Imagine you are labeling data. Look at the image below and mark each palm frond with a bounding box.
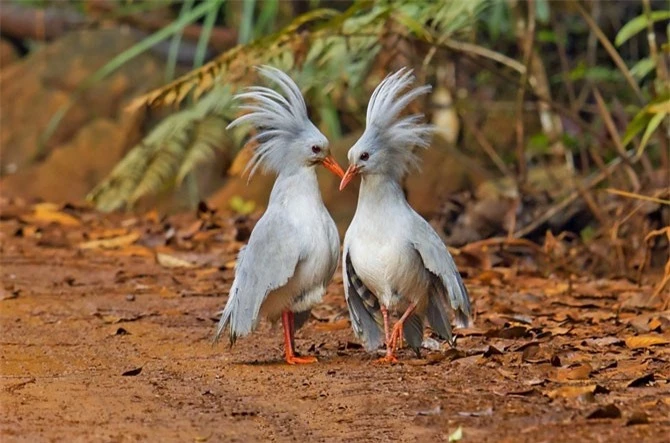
[91,0,490,211]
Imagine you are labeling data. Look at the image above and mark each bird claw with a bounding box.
[285,355,318,365]
[374,355,398,364]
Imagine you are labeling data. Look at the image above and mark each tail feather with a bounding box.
[402,313,424,357]
[426,279,454,346]
[444,272,472,329]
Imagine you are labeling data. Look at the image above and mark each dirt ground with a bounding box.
[1,200,669,442]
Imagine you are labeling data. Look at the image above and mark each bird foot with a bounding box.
[374,354,398,364]
[387,323,404,354]
[285,355,318,365]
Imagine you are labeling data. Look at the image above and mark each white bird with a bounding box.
[215,66,344,365]
[339,68,472,362]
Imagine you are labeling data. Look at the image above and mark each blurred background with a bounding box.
[0,0,668,294]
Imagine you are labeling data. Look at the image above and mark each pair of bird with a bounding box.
[215,66,471,364]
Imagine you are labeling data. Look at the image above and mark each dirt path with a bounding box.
[1,201,669,442]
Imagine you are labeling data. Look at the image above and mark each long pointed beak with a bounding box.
[339,164,360,191]
[321,155,345,179]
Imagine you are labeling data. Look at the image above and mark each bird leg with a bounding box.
[374,305,400,363]
[388,302,417,355]
[282,310,317,365]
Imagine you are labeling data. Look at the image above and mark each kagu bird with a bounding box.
[215,66,344,364]
[339,68,472,362]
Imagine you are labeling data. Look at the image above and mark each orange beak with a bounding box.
[339,164,360,191]
[321,155,345,179]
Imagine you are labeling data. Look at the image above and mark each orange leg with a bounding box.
[282,311,317,365]
[388,302,417,355]
[375,306,398,363]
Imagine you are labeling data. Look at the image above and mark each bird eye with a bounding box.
[311,146,321,154]
[360,152,370,161]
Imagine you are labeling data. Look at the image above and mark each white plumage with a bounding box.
[340,68,472,361]
[215,66,343,364]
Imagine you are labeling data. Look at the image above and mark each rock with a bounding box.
[0,28,166,202]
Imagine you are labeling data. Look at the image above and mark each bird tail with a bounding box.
[345,254,385,351]
[402,313,424,357]
[213,293,237,346]
[426,277,454,346]
[445,272,472,329]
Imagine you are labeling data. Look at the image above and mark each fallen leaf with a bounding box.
[545,384,609,399]
[448,426,463,442]
[625,334,669,349]
[313,318,350,331]
[22,204,81,227]
[626,373,655,388]
[556,363,592,381]
[458,407,493,417]
[121,367,142,376]
[625,411,649,426]
[586,404,621,419]
[78,232,141,250]
[416,405,441,416]
[493,325,528,339]
[156,253,196,268]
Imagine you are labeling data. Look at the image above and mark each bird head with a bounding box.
[339,68,433,190]
[228,66,344,179]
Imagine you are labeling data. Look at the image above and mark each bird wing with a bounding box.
[410,215,472,328]
[215,210,302,344]
[342,247,384,351]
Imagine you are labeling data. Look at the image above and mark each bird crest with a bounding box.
[227,66,314,179]
[363,68,434,176]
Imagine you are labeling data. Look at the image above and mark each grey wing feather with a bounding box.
[343,250,384,351]
[214,211,301,344]
[402,313,424,357]
[411,216,472,328]
[425,275,454,345]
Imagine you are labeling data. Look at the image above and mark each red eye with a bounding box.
[312,146,321,154]
[360,152,369,161]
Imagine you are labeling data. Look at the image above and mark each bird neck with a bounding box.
[357,174,407,210]
[269,165,320,203]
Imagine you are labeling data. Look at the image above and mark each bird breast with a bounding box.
[348,222,431,308]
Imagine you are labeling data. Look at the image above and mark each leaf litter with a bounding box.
[0,198,668,441]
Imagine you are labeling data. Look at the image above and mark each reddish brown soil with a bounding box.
[1,201,669,442]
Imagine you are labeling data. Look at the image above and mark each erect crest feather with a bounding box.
[227,66,312,178]
[363,68,434,176]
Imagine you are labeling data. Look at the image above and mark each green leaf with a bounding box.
[615,11,670,47]
[636,111,667,158]
[239,0,257,44]
[194,0,223,68]
[630,57,656,81]
[39,0,221,157]
[621,109,651,147]
[448,426,463,442]
[166,0,196,82]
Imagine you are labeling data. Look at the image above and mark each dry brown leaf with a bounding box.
[544,384,608,399]
[22,204,81,227]
[156,253,196,268]
[87,228,129,240]
[624,334,669,349]
[78,232,141,250]
[102,245,154,258]
[556,363,593,381]
[313,318,350,331]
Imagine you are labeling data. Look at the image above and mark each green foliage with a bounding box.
[87,86,238,212]
[614,10,670,47]
[91,0,490,211]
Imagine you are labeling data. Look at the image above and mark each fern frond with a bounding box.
[91,0,490,211]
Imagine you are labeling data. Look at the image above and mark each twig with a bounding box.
[461,115,514,178]
[513,150,635,238]
[513,0,536,187]
[574,1,644,103]
[606,188,670,205]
